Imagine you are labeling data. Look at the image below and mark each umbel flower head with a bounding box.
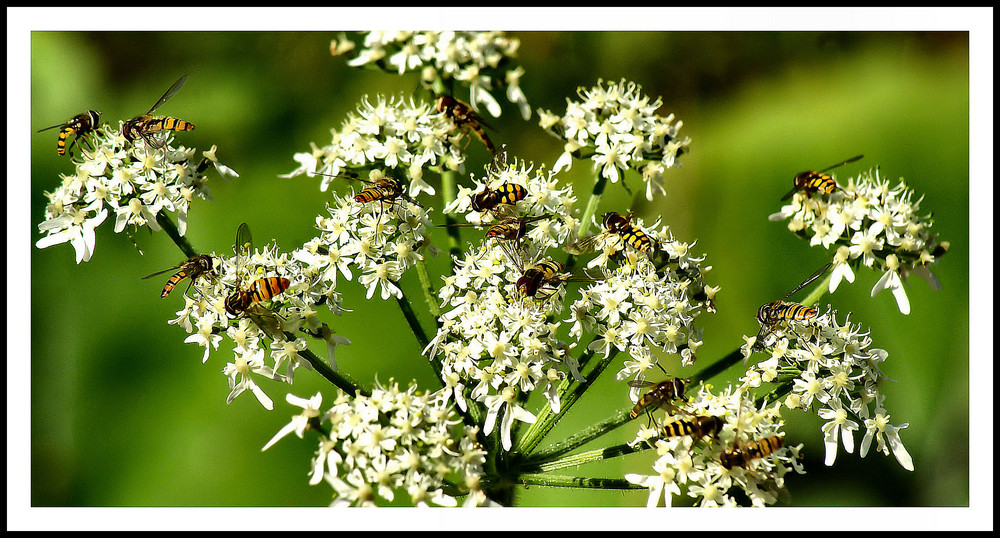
[425,152,716,450]
[626,383,804,507]
[263,380,489,507]
[169,227,347,410]
[769,167,949,314]
[537,78,690,200]
[338,30,530,121]
[283,93,467,198]
[741,305,913,472]
[36,123,237,263]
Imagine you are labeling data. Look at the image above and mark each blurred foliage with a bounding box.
[29,31,969,509]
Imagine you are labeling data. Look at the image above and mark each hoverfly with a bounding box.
[122,75,195,149]
[627,377,688,423]
[514,258,604,304]
[436,94,496,153]
[659,414,724,440]
[37,110,102,157]
[142,254,215,298]
[720,435,785,470]
[438,214,551,267]
[470,182,529,221]
[310,170,420,233]
[573,211,658,255]
[781,154,863,201]
[753,261,833,351]
[224,222,290,317]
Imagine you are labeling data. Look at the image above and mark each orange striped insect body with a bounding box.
[720,435,785,470]
[122,75,195,149]
[627,377,688,422]
[142,254,215,298]
[224,222,290,317]
[514,258,604,304]
[37,110,102,157]
[437,94,496,153]
[753,262,833,350]
[781,155,863,201]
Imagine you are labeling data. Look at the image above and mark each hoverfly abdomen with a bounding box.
[660,415,724,439]
[516,260,565,299]
[37,110,102,157]
[756,300,818,327]
[225,277,290,317]
[470,183,528,216]
[720,435,784,470]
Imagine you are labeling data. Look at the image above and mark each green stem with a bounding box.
[518,474,645,490]
[514,347,617,455]
[578,174,609,240]
[155,210,197,258]
[395,289,430,351]
[520,442,645,473]
[282,329,366,397]
[526,409,634,465]
[415,257,441,320]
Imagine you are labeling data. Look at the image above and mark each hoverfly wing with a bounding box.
[235,222,253,260]
[141,263,184,280]
[36,122,66,133]
[780,185,800,202]
[780,261,833,301]
[626,379,655,390]
[819,154,863,173]
[146,75,189,115]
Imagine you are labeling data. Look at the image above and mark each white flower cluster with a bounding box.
[425,154,716,450]
[769,167,949,314]
[283,94,466,199]
[740,306,913,472]
[537,78,690,200]
[294,181,434,302]
[340,31,530,120]
[36,124,237,263]
[626,384,803,507]
[169,232,348,410]
[263,381,489,507]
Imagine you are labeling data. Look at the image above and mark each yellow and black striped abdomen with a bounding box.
[757,300,816,326]
[661,415,723,439]
[720,435,784,470]
[145,116,196,134]
[620,227,655,252]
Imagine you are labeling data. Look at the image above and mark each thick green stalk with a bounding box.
[519,442,645,473]
[395,289,430,351]
[155,210,197,258]
[518,474,645,490]
[525,409,634,466]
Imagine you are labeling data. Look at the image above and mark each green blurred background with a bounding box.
[28,30,970,509]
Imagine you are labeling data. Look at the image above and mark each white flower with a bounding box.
[36,207,108,263]
[262,392,324,451]
[818,396,859,466]
[483,387,536,451]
